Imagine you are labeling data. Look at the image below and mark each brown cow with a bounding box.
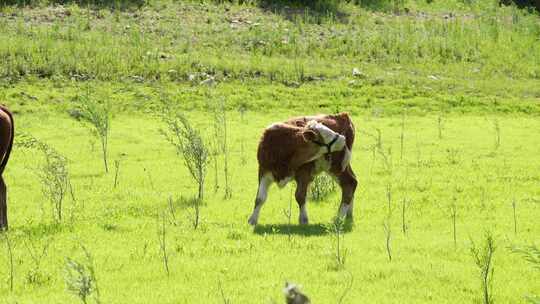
[0,105,14,230]
[248,113,357,225]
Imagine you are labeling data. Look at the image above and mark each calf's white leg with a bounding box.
[248,174,273,226]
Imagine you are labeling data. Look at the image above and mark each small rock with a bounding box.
[284,282,310,304]
[352,68,366,78]
[200,77,216,86]
[68,109,83,120]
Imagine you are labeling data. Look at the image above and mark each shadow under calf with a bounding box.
[253,221,352,237]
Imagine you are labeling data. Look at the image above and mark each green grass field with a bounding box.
[0,0,539,303]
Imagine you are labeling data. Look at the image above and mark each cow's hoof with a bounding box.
[248,216,258,226]
[299,216,309,225]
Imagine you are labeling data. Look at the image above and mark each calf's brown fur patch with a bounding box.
[0,105,14,230]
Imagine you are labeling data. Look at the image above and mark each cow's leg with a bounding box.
[295,164,314,225]
[335,165,358,220]
[0,177,7,230]
[248,173,273,226]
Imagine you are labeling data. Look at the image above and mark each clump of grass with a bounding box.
[362,128,392,174]
[24,236,52,286]
[470,232,496,304]
[40,147,70,223]
[328,217,348,269]
[17,133,72,223]
[160,98,210,229]
[511,244,540,269]
[309,173,336,201]
[76,88,111,173]
[511,244,540,302]
[161,109,209,201]
[64,245,100,304]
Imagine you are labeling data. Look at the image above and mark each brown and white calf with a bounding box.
[0,105,14,230]
[248,113,357,225]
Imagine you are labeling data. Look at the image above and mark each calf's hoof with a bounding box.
[299,216,309,225]
[248,216,258,226]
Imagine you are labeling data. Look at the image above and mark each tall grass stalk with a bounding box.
[493,118,501,150]
[158,213,170,276]
[24,236,52,286]
[400,111,406,161]
[238,105,247,165]
[512,198,517,235]
[471,233,496,304]
[451,203,457,248]
[510,245,540,303]
[167,196,178,226]
[401,198,407,236]
[160,102,210,203]
[77,88,111,173]
[2,231,14,292]
[64,244,100,304]
[17,134,71,223]
[283,186,293,242]
[329,218,347,269]
[113,160,120,189]
[213,97,231,199]
[438,114,444,140]
[160,97,209,229]
[386,183,392,215]
[384,218,392,262]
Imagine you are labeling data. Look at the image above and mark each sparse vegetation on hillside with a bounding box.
[0,0,539,303]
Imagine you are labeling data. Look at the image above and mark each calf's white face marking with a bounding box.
[306,120,346,153]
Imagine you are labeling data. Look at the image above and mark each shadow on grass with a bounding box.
[17,222,64,238]
[258,0,350,24]
[0,0,145,10]
[253,220,353,236]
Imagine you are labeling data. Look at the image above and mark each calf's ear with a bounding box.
[302,129,318,142]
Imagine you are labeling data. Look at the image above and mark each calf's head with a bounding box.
[302,120,346,154]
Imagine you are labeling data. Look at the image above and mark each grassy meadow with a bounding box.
[1,0,540,303]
